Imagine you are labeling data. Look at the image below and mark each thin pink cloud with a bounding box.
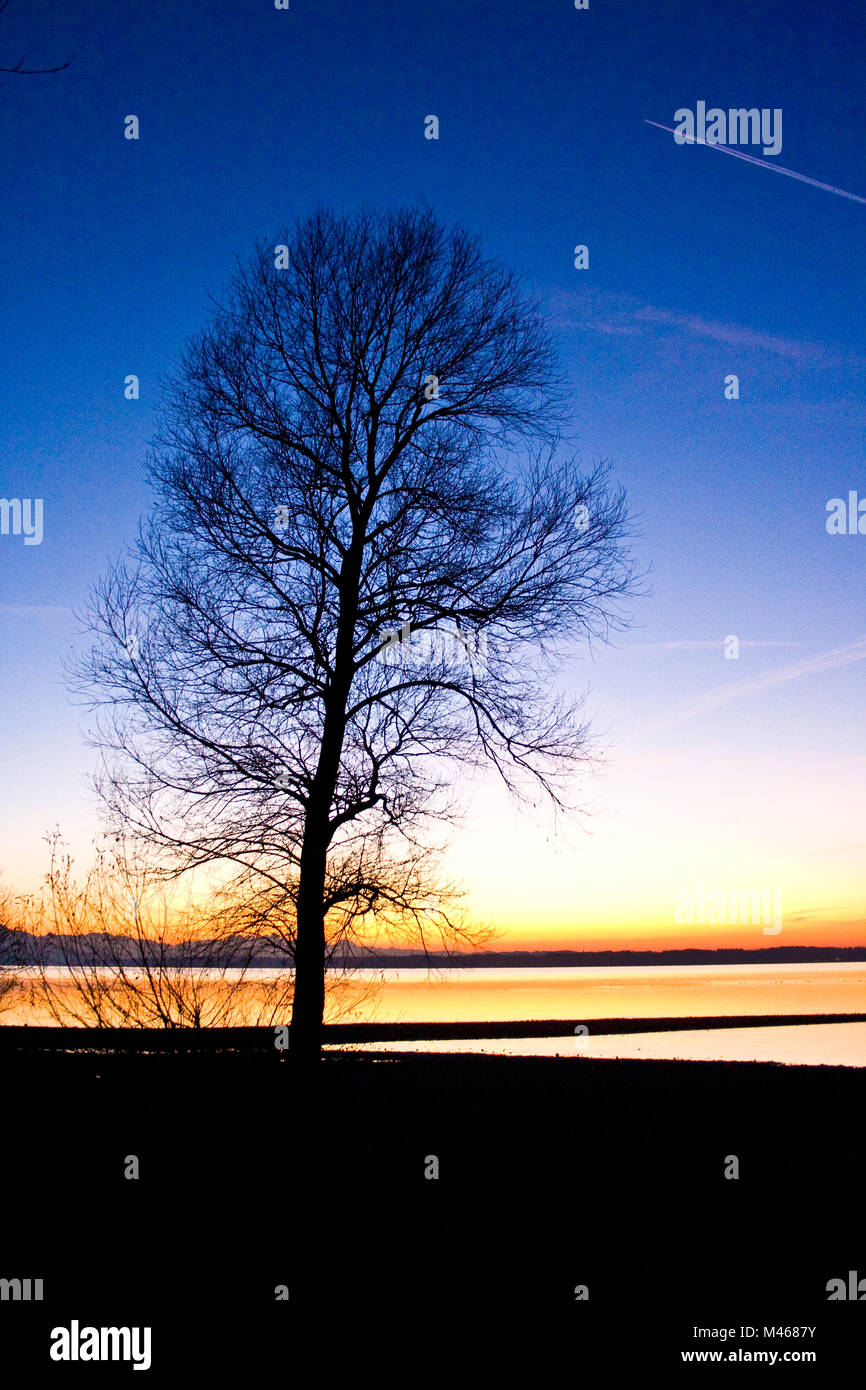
[547,286,864,368]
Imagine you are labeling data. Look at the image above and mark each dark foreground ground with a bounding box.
[2,1046,863,1377]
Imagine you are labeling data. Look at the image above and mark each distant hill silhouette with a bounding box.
[336,945,866,968]
[2,928,865,969]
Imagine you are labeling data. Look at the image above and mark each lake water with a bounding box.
[346,962,866,1024]
[333,1022,866,1066]
[5,962,865,1065]
[327,962,866,1065]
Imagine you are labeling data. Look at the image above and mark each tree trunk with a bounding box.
[289,714,348,1061]
[290,533,366,1062]
[291,842,328,1061]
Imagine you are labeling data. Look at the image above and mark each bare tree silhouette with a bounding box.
[0,880,26,1015]
[0,0,74,76]
[76,205,636,1059]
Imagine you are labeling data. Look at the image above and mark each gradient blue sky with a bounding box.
[1,0,864,944]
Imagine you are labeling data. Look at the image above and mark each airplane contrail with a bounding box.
[644,119,866,205]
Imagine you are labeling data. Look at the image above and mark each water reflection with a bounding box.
[328,1021,866,1066]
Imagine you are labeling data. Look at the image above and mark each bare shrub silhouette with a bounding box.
[25,835,295,1029]
[0,879,27,1015]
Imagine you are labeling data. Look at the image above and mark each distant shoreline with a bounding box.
[331,946,866,969]
[5,934,866,969]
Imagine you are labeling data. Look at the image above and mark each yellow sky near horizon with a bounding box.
[443,740,866,952]
[5,650,866,954]
[6,736,866,953]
